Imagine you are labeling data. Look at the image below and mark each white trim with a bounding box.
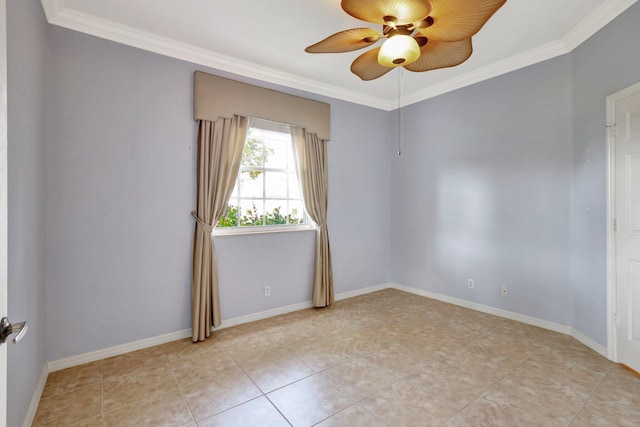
[214,301,313,331]
[400,40,570,107]
[209,283,390,330]
[606,92,618,362]
[389,283,572,334]
[605,80,640,363]
[335,283,390,301]
[39,0,638,111]
[562,0,639,52]
[388,283,610,357]
[39,2,389,110]
[212,224,316,237]
[21,365,48,427]
[571,328,609,359]
[46,281,613,376]
[47,283,390,372]
[47,329,192,372]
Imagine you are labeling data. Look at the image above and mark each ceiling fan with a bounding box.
[305,0,507,81]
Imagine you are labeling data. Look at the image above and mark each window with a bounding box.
[216,118,310,233]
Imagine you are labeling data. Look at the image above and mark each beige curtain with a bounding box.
[191,116,248,342]
[291,127,334,307]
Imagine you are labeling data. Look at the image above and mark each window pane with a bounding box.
[264,138,288,169]
[240,199,264,226]
[242,136,265,168]
[239,171,263,198]
[220,120,307,230]
[265,200,288,225]
[288,173,300,199]
[288,201,305,225]
[265,172,287,198]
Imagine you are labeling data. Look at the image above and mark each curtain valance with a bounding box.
[194,71,331,141]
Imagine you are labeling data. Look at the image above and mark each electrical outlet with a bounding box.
[264,286,271,297]
[501,285,509,297]
[468,279,474,289]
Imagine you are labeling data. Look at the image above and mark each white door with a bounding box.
[0,0,8,423]
[613,82,640,373]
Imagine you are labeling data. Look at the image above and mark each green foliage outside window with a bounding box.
[217,204,304,227]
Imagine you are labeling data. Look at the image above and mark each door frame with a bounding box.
[0,0,8,423]
[606,80,640,363]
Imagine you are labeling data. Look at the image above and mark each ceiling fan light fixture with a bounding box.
[378,34,420,67]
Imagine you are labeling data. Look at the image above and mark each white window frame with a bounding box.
[212,118,315,236]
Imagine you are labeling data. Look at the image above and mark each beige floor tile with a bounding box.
[103,365,181,413]
[103,350,168,378]
[197,396,289,427]
[182,370,262,421]
[315,404,386,427]
[322,357,399,400]
[462,369,589,427]
[442,412,480,427]
[33,383,102,426]
[361,341,429,377]
[396,326,477,360]
[592,368,640,409]
[67,415,104,427]
[171,349,245,388]
[570,395,640,426]
[360,380,456,427]
[291,340,349,371]
[446,334,534,383]
[152,337,223,363]
[513,352,607,395]
[406,360,495,410]
[34,289,636,427]
[43,360,103,397]
[239,352,315,393]
[268,374,356,427]
[104,391,193,426]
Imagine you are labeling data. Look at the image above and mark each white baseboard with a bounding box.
[335,283,390,301]
[47,329,192,372]
[22,364,48,427]
[389,283,609,358]
[215,283,389,330]
[214,301,314,331]
[47,282,611,374]
[47,283,391,372]
[571,328,609,358]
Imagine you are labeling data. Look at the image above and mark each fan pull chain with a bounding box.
[397,67,404,156]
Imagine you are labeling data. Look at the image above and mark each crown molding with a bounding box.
[40,0,638,111]
[400,39,570,107]
[40,0,390,110]
[562,0,638,51]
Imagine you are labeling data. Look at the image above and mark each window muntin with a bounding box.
[217,118,308,229]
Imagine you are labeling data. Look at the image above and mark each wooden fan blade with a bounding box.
[417,0,506,42]
[351,48,394,81]
[305,28,382,53]
[404,38,473,72]
[342,0,431,25]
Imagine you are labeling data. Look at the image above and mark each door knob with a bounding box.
[0,317,28,344]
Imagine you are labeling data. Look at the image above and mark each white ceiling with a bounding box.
[41,0,638,110]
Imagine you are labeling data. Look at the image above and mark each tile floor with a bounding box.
[33,289,640,426]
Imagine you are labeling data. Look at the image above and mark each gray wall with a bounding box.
[45,26,391,361]
[7,0,48,426]
[390,55,574,326]
[389,1,640,347]
[570,1,640,344]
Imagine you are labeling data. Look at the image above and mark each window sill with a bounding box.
[212,224,316,237]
